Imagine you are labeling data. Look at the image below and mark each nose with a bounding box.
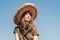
[28,15,29,18]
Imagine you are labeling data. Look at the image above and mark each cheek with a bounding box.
[25,15,28,19]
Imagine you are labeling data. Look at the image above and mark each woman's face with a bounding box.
[21,12,32,28]
[24,12,32,22]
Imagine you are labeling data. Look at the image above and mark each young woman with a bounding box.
[13,3,39,40]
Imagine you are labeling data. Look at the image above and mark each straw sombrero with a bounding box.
[14,3,37,25]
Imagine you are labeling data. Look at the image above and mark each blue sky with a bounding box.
[0,0,60,40]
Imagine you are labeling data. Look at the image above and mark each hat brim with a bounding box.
[14,3,37,25]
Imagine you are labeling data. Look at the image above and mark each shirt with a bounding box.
[14,25,39,40]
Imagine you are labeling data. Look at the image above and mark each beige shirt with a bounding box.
[14,25,39,40]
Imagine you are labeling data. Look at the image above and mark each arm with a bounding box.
[33,26,39,40]
[14,33,19,40]
[33,36,38,40]
[14,26,20,40]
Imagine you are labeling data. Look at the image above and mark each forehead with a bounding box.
[21,11,32,18]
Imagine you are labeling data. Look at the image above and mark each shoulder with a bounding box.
[13,25,20,33]
[14,26,20,30]
[32,26,39,36]
[33,25,37,30]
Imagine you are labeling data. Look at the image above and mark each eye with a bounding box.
[25,15,28,18]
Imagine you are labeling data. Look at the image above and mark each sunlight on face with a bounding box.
[24,13,31,22]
